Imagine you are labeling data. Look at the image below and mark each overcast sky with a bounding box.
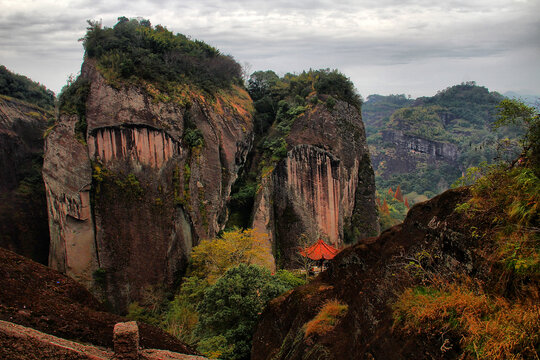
[1,0,539,98]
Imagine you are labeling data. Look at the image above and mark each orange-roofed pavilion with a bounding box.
[300,239,340,261]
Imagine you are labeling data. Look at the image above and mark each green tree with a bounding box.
[495,98,540,172]
[196,264,298,360]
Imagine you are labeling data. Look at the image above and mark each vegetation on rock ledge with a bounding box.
[0,65,55,110]
[82,17,242,93]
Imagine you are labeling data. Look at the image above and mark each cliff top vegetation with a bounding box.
[0,65,55,110]
[81,17,242,93]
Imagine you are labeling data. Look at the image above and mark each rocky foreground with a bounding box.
[252,187,496,359]
[0,247,200,357]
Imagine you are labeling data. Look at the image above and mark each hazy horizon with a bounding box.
[1,0,539,98]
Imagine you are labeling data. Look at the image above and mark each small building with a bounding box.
[300,239,340,273]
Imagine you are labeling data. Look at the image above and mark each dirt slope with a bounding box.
[0,247,198,355]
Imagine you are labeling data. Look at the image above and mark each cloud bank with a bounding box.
[0,0,538,97]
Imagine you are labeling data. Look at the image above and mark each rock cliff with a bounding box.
[43,60,253,311]
[371,129,459,177]
[0,95,51,264]
[252,99,379,266]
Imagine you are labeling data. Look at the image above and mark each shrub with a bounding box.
[196,264,297,360]
[304,299,348,338]
[81,17,241,93]
[164,296,199,344]
[393,281,540,359]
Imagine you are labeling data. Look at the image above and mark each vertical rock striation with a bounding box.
[43,60,253,311]
[253,99,379,266]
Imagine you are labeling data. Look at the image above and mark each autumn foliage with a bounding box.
[304,299,349,339]
[394,280,539,359]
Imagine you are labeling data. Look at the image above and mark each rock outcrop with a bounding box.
[371,129,459,179]
[0,95,50,264]
[252,99,379,266]
[43,60,254,311]
[252,188,479,359]
[0,320,208,360]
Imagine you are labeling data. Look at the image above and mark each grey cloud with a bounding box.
[0,0,538,96]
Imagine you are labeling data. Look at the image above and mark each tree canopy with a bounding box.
[196,264,299,360]
[81,17,242,92]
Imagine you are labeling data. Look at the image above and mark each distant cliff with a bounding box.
[364,83,509,198]
[371,129,458,182]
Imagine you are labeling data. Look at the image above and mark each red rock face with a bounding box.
[88,127,181,168]
[284,145,342,244]
[253,100,379,266]
[44,61,253,311]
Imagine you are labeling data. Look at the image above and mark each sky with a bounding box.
[1,0,539,98]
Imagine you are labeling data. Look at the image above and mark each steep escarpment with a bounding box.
[235,70,379,267]
[0,92,52,264]
[265,100,379,264]
[44,18,254,311]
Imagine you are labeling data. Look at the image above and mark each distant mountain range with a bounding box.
[503,91,539,107]
[363,82,525,228]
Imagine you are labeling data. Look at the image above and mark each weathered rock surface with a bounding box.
[0,95,50,264]
[371,129,459,178]
[253,100,379,266]
[251,188,491,359]
[44,60,254,311]
[0,319,114,360]
[0,246,198,355]
[0,319,209,360]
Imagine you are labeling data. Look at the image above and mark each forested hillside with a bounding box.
[363,82,526,228]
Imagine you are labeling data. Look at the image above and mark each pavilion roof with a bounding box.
[300,239,340,260]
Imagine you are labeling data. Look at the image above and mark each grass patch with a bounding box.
[304,299,348,339]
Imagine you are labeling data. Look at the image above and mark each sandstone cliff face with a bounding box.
[43,60,253,311]
[252,100,379,266]
[0,96,50,264]
[371,129,459,178]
